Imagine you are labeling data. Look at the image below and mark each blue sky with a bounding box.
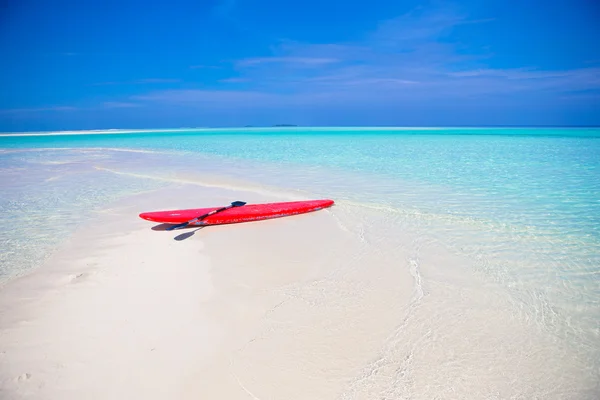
[1,0,599,131]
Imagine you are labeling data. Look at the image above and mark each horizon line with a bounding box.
[1,125,600,137]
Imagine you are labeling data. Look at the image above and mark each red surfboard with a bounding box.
[139,199,334,226]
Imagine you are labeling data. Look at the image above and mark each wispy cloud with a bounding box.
[132,89,336,109]
[371,8,466,45]
[336,78,420,86]
[134,89,277,104]
[444,67,600,93]
[189,65,222,69]
[1,102,144,116]
[237,57,340,67]
[0,106,77,115]
[92,78,180,86]
[103,101,141,108]
[219,77,249,83]
[136,78,180,84]
[447,68,571,79]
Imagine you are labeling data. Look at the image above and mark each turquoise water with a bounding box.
[4,128,599,239]
[1,127,600,390]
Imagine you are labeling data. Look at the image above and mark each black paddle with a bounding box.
[165,201,247,231]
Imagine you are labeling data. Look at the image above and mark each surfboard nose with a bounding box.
[139,212,157,222]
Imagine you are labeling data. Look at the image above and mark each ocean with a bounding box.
[1,127,599,395]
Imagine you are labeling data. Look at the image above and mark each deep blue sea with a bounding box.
[1,127,599,393]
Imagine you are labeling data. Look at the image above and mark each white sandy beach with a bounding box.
[0,183,596,399]
[2,0,600,396]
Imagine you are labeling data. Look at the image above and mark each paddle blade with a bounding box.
[232,201,246,207]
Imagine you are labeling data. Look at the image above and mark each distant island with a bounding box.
[273,124,298,127]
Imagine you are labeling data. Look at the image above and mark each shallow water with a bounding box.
[1,127,599,396]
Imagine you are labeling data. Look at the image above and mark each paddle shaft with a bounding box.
[165,201,246,230]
